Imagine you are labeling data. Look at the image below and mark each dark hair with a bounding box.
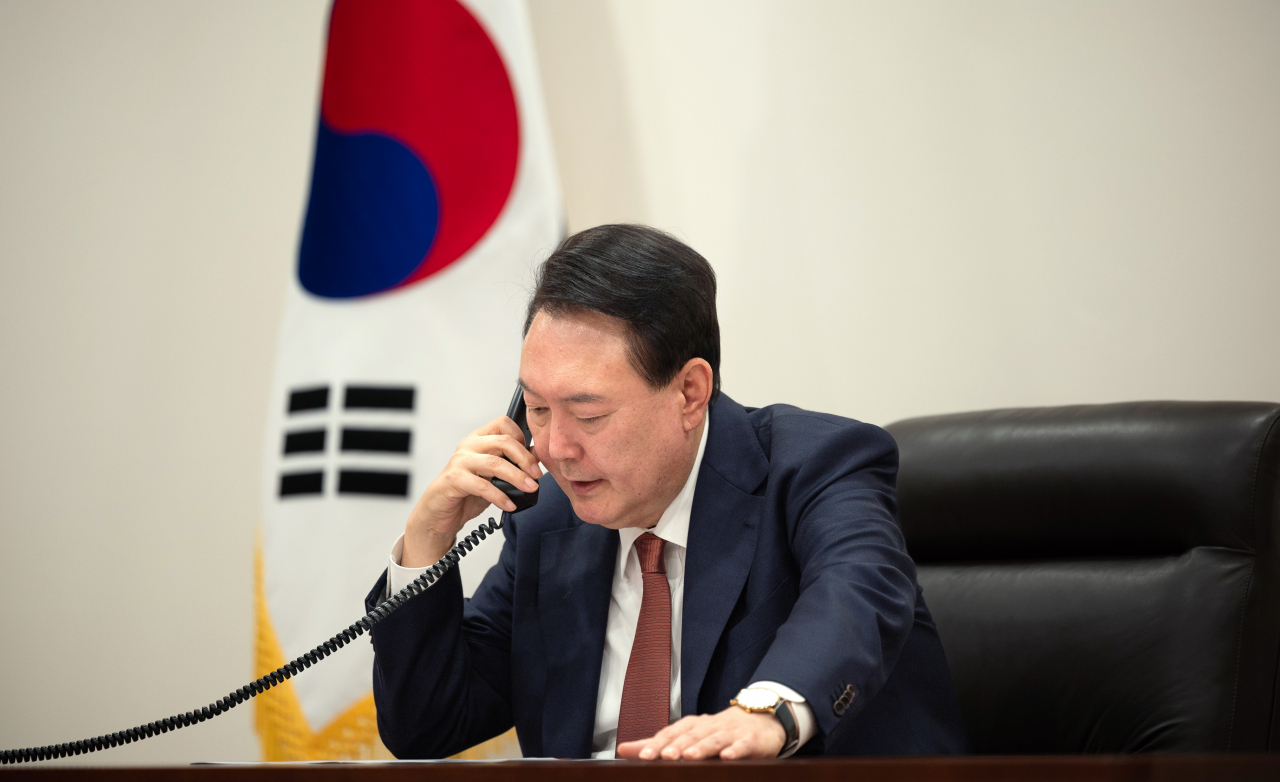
[524,224,721,400]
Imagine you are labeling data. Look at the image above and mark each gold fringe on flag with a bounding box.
[253,540,387,760]
[253,536,520,760]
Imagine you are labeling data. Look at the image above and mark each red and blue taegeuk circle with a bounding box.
[298,0,519,299]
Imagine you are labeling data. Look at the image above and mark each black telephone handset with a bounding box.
[490,385,539,513]
[1,384,534,765]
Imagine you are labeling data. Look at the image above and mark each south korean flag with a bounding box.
[255,0,561,761]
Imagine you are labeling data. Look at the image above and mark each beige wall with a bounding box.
[0,0,328,764]
[532,0,1280,424]
[1,0,1277,765]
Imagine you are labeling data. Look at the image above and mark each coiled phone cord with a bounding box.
[0,515,506,765]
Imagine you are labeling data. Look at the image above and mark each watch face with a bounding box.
[737,688,782,710]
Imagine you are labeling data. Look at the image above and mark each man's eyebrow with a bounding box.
[516,380,604,406]
[562,393,605,404]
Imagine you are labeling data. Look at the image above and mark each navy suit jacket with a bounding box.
[365,394,967,758]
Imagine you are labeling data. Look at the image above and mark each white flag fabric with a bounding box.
[255,0,560,759]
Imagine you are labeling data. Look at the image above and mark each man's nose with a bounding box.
[541,415,581,462]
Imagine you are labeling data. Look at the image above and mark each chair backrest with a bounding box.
[886,401,1280,753]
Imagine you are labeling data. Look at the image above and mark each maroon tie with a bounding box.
[616,532,672,745]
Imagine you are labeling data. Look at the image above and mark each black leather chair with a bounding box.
[886,401,1280,753]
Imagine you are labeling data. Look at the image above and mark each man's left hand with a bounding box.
[616,705,786,761]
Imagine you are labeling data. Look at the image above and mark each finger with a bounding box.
[475,415,524,440]
[459,452,539,493]
[492,415,535,463]
[619,735,678,761]
[719,734,768,761]
[619,717,695,761]
[454,470,520,513]
[619,734,670,761]
[615,739,653,760]
[647,715,702,744]
[682,730,737,761]
[656,720,717,760]
[475,433,543,480]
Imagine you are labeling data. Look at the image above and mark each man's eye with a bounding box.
[578,415,602,424]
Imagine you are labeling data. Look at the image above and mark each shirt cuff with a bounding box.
[748,680,817,758]
[385,533,431,599]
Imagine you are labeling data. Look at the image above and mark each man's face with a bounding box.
[519,309,703,529]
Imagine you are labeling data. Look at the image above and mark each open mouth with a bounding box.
[569,479,603,494]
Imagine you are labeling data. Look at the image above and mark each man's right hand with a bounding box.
[401,415,543,568]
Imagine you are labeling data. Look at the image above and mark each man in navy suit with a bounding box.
[366,224,967,759]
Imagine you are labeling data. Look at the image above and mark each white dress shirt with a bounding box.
[387,412,816,758]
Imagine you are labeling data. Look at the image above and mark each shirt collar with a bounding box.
[618,410,710,552]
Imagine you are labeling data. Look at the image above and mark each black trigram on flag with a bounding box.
[278,384,414,498]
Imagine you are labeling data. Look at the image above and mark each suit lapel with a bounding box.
[681,396,770,717]
[538,520,617,758]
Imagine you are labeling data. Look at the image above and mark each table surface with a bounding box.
[2,755,1278,781]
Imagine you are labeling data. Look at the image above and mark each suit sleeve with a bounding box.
[748,417,916,738]
[365,517,520,758]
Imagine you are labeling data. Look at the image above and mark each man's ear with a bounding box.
[676,358,714,432]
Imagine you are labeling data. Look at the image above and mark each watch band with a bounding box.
[773,698,800,755]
